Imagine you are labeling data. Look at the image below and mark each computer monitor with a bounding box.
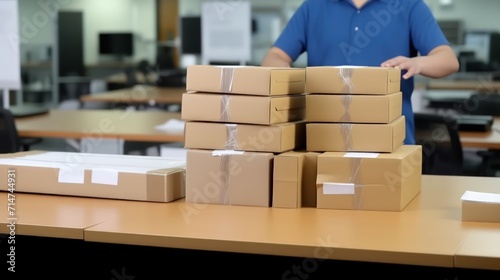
[98,32,134,58]
[180,16,201,55]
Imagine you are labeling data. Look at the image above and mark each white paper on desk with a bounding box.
[155,119,185,133]
[461,191,500,204]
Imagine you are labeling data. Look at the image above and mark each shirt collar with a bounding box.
[332,0,395,3]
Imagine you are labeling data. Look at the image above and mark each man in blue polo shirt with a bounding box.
[261,0,459,144]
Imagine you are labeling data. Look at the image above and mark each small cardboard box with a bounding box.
[181,92,306,125]
[306,66,401,94]
[461,191,500,223]
[186,65,306,96]
[316,145,422,211]
[306,116,405,153]
[0,151,186,202]
[185,149,274,207]
[272,151,321,208]
[306,92,402,123]
[184,121,306,153]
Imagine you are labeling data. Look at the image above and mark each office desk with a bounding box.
[426,80,500,92]
[15,109,184,143]
[1,175,499,278]
[0,192,122,239]
[460,117,500,149]
[80,86,185,105]
[83,175,500,270]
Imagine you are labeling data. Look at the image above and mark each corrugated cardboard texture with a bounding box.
[306,92,402,123]
[462,201,500,223]
[185,149,274,207]
[0,151,186,202]
[306,66,401,94]
[184,121,306,153]
[306,116,406,152]
[181,92,306,124]
[316,145,422,211]
[186,65,306,96]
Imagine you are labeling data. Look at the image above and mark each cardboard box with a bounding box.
[272,151,321,208]
[186,65,306,96]
[302,152,321,207]
[306,92,402,123]
[182,92,306,125]
[316,145,422,211]
[305,66,401,94]
[185,149,274,207]
[0,151,186,202]
[461,191,500,223]
[184,121,306,153]
[306,116,405,153]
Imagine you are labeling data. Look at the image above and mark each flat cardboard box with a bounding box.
[272,151,320,208]
[0,151,186,202]
[181,92,306,125]
[306,116,405,153]
[184,121,306,153]
[306,66,401,94]
[185,149,274,207]
[316,145,422,211]
[306,92,402,123]
[461,191,500,223]
[186,65,306,96]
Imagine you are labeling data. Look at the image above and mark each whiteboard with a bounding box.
[201,1,251,64]
[0,0,21,89]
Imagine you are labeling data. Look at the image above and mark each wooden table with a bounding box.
[0,192,125,239]
[426,80,500,92]
[460,117,500,149]
[15,109,184,143]
[1,175,499,277]
[83,175,500,270]
[80,86,185,105]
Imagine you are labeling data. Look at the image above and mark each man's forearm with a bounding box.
[419,45,460,78]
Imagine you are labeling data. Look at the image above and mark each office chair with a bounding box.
[414,112,497,176]
[0,108,42,153]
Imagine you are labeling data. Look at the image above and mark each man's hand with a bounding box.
[381,56,421,80]
[380,45,459,80]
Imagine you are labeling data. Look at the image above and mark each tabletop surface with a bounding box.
[15,109,185,142]
[1,175,499,269]
[82,175,500,269]
[459,117,500,149]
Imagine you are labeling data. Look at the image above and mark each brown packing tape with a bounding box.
[146,168,185,202]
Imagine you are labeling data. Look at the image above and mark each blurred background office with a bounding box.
[14,0,500,106]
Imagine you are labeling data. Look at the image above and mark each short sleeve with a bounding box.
[409,0,450,55]
[273,1,309,61]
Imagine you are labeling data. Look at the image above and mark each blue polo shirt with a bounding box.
[274,0,450,144]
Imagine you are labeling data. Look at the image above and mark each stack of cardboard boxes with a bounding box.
[303,66,422,211]
[182,65,307,207]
